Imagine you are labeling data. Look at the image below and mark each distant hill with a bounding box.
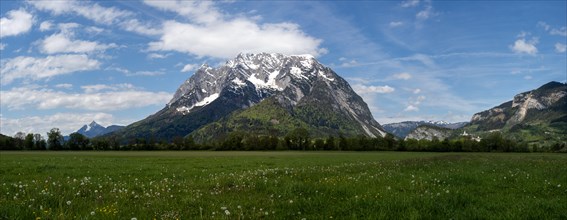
[383,121,467,138]
[463,81,566,145]
[404,124,453,141]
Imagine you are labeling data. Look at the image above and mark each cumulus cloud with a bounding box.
[340,59,358,67]
[0,112,117,136]
[39,20,53,31]
[404,105,419,112]
[353,84,395,94]
[555,43,566,53]
[55,83,73,89]
[39,32,117,54]
[181,64,197,72]
[119,19,161,36]
[126,71,165,77]
[147,53,169,59]
[393,72,412,80]
[389,21,404,27]
[81,83,135,93]
[550,27,567,37]
[401,0,420,8]
[1,54,100,85]
[0,9,34,38]
[29,0,132,25]
[143,1,222,24]
[538,22,567,37]
[404,95,426,112]
[145,1,325,59]
[1,86,172,111]
[510,37,538,55]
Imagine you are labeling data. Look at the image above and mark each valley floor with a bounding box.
[1,151,566,219]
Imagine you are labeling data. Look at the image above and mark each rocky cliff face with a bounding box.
[405,125,452,141]
[470,81,566,131]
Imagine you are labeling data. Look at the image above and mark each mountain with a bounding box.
[405,124,453,141]
[109,53,386,142]
[75,121,125,138]
[464,81,567,145]
[383,121,468,138]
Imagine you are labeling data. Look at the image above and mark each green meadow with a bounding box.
[1,151,566,219]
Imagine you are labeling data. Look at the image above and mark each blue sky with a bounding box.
[1,0,566,136]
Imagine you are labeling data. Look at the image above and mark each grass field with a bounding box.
[1,151,566,219]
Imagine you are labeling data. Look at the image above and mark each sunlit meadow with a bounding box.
[1,152,566,219]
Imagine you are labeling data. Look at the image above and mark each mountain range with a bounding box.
[402,81,566,145]
[107,53,386,143]
[74,121,124,138]
[382,121,468,138]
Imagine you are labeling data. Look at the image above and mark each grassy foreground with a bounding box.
[1,151,566,219]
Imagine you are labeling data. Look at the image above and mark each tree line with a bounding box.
[1,127,564,152]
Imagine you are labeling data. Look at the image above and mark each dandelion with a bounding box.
[131,218,137,220]
[66,201,71,205]
[221,207,227,210]
[446,190,450,194]
[289,200,293,203]
[225,210,230,215]
[558,184,561,188]
[91,211,95,216]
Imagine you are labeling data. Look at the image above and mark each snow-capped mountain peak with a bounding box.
[138,52,387,139]
[168,52,336,114]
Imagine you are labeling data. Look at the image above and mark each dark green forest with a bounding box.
[1,127,564,152]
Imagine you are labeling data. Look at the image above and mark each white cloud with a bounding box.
[353,84,395,94]
[393,72,412,80]
[85,26,104,34]
[340,59,358,67]
[413,88,421,94]
[510,38,538,55]
[1,86,172,111]
[39,32,117,54]
[538,22,566,37]
[119,19,161,36]
[147,53,169,59]
[55,83,73,89]
[404,105,419,112]
[416,5,433,20]
[181,64,197,72]
[550,27,567,37]
[30,0,132,25]
[145,1,324,59]
[143,1,223,24]
[401,0,420,8]
[81,83,135,93]
[404,95,426,112]
[126,71,165,77]
[389,21,404,27]
[538,22,551,31]
[555,43,566,53]
[0,112,117,136]
[0,9,34,38]
[1,54,100,85]
[0,43,5,50]
[39,21,53,31]
[524,75,533,80]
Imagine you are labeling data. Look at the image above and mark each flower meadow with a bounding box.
[1,151,566,219]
